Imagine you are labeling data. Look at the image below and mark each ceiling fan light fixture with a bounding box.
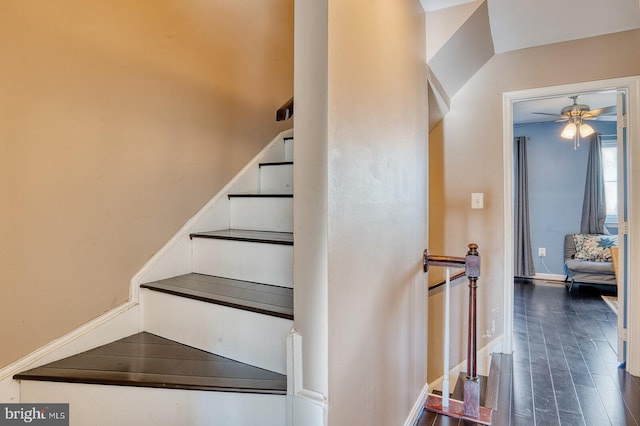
[561,122,577,139]
[579,122,595,137]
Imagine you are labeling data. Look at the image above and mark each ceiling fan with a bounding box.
[533,95,616,123]
[533,95,616,149]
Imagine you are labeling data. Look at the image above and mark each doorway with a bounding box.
[502,77,640,376]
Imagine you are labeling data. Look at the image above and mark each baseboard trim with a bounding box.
[428,335,504,394]
[533,273,565,282]
[287,329,328,426]
[0,302,140,384]
[403,381,430,426]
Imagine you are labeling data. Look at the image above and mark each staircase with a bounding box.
[13,131,295,426]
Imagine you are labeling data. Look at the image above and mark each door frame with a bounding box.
[501,76,640,375]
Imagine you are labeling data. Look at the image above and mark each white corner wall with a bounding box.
[294,1,429,425]
[292,0,330,413]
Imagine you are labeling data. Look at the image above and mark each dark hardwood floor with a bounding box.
[511,279,639,425]
[418,279,640,425]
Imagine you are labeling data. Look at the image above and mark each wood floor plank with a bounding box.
[416,409,437,426]
[432,415,460,425]
[591,373,638,425]
[549,367,582,415]
[574,383,611,426]
[558,409,586,426]
[606,364,640,425]
[511,413,534,425]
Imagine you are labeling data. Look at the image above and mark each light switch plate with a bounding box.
[471,193,484,209]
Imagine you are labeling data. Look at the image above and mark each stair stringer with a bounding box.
[131,127,294,297]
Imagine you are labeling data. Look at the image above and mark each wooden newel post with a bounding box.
[423,243,491,424]
[463,243,480,418]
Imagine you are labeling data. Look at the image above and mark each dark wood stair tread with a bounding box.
[190,229,293,245]
[141,273,293,320]
[14,332,286,394]
[259,161,293,167]
[227,193,293,198]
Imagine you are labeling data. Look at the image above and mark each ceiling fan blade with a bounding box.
[532,112,566,118]
[514,121,556,128]
[585,105,616,117]
[514,118,570,128]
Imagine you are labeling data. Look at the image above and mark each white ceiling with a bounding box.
[488,0,640,53]
[422,0,640,53]
[513,90,618,125]
[420,0,476,12]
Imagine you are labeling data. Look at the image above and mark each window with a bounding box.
[601,138,618,224]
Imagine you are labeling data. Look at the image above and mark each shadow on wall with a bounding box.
[0,0,293,368]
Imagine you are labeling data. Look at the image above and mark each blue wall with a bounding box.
[514,120,617,276]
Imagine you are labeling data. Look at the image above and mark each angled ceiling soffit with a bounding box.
[426,0,484,61]
[427,0,494,102]
[428,67,450,132]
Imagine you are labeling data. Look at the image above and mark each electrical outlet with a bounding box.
[538,247,546,257]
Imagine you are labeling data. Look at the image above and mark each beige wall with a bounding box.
[0,0,293,368]
[428,29,640,381]
[325,1,428,424]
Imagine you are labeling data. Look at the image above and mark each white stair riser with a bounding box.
[260,164,293,194]
[284,138,293,162]
[20,381,285,426]
[192,239,293,288]
[229,197,293,232]
[260,136,292,164]
[142,290,291,374]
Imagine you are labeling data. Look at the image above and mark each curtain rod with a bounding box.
[518,134,616,139]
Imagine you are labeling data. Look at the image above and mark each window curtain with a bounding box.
[514,136,535,277]
[581,133,609,234]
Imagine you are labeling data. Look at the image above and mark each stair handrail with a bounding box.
[423,244,490,424]
[428,270,466,292]
[276,97,293,121]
